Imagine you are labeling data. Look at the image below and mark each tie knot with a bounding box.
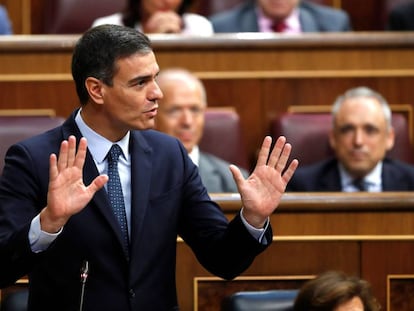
[352,178,367,191]
[272,20,287,32]
[108,144,123,163]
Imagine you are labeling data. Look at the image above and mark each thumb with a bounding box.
[87,175,109,195]
[229,164,245,187]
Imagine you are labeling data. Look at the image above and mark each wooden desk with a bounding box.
[2,192,414,310]
[175,192,414,311]
[1,33,414,169]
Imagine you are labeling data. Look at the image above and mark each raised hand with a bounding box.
[40,136,108,233]
[230,136,298,228]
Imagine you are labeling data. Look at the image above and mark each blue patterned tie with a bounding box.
[107,144,129,254]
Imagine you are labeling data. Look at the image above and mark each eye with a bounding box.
[338,125,354,135]
[166,107,181,118]
[364,125,380,135]
[190,107,203,115]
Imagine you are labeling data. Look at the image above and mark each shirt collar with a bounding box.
[74,109,130,164]
[256,5,301,33]
[339,161,383,190]
[188,145,200,166]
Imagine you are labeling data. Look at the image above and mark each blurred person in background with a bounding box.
[286,86,414,192]
[209,0,351,33]
[0,5,12,34]
[387,1,414,31]
[92,0,213,35]
[294,270,380,311]
[155,68,249,193]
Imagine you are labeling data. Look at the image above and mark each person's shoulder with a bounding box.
[299,0,351,30]
[384,157,414,172]
[138,129,177,143]
[201,152,231,168]
[137,129,188,151]
[91,13,123,28]
[201,151,249,177]
[294,158,337,176]
[209,1,254,25]
[300,0,348,16]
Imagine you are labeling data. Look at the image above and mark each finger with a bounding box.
[67,135,77,166]
[282,159,299,184]
[49,153,58,181]
[229,164,244,189]
[57,140,69,172]
[267,136,286,168]
[275,142,292,172]
[255,136,273,167]
[74,137,88,169]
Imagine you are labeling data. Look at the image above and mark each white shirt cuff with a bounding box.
[29,214,62,253]
[240,208,269,244]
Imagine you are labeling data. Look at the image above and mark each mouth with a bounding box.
[144,105,158,117]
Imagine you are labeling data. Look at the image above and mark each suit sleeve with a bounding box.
[0,143,47,287]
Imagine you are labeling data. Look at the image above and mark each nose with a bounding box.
[151,80,163,101]
[180,109,193,126]
[353,128,364,146]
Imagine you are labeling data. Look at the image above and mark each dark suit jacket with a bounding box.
[387,2,414,30]
[209,0,352,33]
[199,151,249,193]
[286,157,414,192]
[0,110,271,311]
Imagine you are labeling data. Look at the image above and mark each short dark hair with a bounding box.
[71,24,153,105]
[122,0,193,28]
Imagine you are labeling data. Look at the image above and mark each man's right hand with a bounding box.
[40,136,108,233]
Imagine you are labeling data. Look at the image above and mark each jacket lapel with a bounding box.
[128,131,153,260]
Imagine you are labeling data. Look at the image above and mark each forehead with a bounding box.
[114,51,159,78]
[161,78,204,105]
[335,96,387,125]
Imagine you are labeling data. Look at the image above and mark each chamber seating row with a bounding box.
[0,106,412,174]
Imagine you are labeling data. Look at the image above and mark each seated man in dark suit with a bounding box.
[209,0,352,33]
[287,86,414,192]
[387,2,414,31]
[155,68,249,193]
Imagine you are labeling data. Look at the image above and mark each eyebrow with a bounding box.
[126,70,160,87]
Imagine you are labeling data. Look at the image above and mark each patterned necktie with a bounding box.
[107,144,129,254]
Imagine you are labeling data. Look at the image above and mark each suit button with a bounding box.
[129,289,136,299]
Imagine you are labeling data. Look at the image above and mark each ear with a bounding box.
[85,77,104,105]
[386,126,395,151]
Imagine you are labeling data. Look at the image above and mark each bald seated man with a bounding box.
[287,86,414,192]
[155,68,249,193]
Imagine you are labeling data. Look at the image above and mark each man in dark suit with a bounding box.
[0,25,298,310]
[209,0,352,33]
[287,86,414,192]
[387,1,414,31]
[155,68,249,193]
